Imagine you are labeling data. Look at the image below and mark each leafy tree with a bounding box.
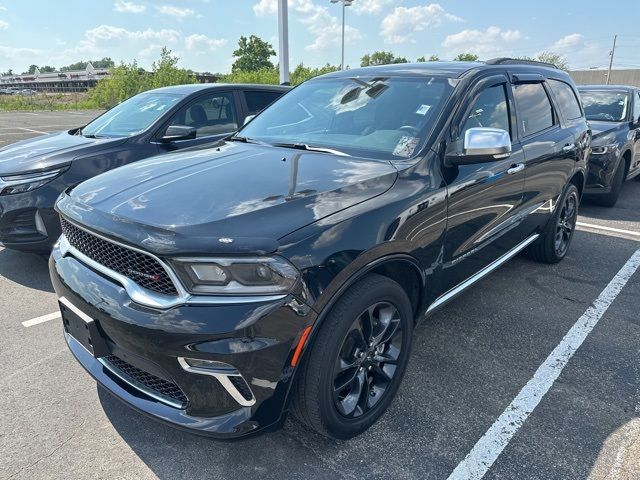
[220,62,340,86]
[1,69,12,76]
[25,65,56,74]
[232,35,276,73]
[428,54,440,61]
[26,64,38,74]
[453,53,479,61]
[416,56,426,63]
[60,57,115,72]
[290,63,340,84]
[534,51,569,70]
[88,48,195,108]
[40,65,56,73]
[361,51,408,67]
[416,54,440,62]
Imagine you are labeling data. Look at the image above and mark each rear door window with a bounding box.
[168,92,238,138]
[244,90,283,115]
[548,79,582,120]
[513,83,555,136]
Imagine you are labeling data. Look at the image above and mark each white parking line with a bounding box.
[16,127,48,135]
[576,221,640,238]
[22,312,60,327]
[447,248,640,480]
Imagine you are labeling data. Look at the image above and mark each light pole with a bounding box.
[330,0,353,70]
[277,0,290,85]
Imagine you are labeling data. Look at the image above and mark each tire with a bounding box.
[291,274,413,439]
[527,184,579,264]
[596,159,625,207]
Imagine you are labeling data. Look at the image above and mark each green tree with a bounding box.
[220,62,340,86]
[87,48,195,108]
[26,64,38,74]
[453,53,479,61]
[535,51,569,70]
[428,54,440,61]
[60,57,115,72]
[416,56,426,62]
[232,35,276,72]
[361,51,408,67]
[1,69,12,76]
[25,64,56,74]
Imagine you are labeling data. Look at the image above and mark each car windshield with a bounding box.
[581,91,629,122]
[238,76,454,160]
[81,92,183,138]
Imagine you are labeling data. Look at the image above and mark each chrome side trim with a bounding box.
[58,225,287,309]
[177,357,256,407]
[98,357,186,409]
[426,234,539,314]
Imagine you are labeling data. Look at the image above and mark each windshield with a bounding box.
[82,92,183,138]
[581,91,629,122]
[239,76,454,160]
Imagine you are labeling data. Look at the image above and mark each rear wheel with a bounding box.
[527,184,579,264]
[291,274,413,439]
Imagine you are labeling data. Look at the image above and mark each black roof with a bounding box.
[149,83,291,95]
[318,60,569,81]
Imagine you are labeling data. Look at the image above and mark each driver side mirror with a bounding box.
[160,125,197,142]
[446,127,511,165]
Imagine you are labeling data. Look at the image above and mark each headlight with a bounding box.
[0,165,68,195]
[172,256,299,295]
[591,144,618,155]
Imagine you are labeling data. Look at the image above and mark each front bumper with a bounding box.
[49,246,316,438]
[0,180,65,252]
[584,151,619,195]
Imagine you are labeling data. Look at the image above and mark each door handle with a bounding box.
[562,144,575,153]
[507,163,525,175]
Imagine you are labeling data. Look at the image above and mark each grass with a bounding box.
[0,92,97,111]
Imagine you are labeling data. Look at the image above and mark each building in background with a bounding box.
[569,69,640,87]
[0,63,110,92]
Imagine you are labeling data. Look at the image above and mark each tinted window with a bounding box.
[633,91,640,122]
[548,79,582,120]
[239,76,454,160]
[168,92,237,138]
[513,83,554,136]
[245,91,282,114]
[580,90,630,122]
[82,93,182,138]
[462,84,510,137]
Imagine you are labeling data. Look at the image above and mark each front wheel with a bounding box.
[527,184,580,264]
[291,274,413,439]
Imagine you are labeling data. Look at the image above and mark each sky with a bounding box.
[0,0,639,74]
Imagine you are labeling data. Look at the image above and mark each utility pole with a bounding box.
[331,0,353,70]
[606,34,617,85]
[277,0,290,85]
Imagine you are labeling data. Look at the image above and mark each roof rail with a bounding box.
[485,57,558,69]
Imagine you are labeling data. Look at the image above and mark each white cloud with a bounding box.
[157,5,195,19]
[185,34,227,52]
[0,19,8,30]
[113,0,146,13]
[381,4,463,44]
[85,25,181,44]
[253,0,362,53]
[442,26,522,56]
[0,45,41,60]
[549,33,583,51]
[353,0,393,16]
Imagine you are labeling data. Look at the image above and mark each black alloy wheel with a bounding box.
[554,189,578,258]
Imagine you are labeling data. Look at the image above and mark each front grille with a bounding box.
[60,218,178,296]
[103,354,188,408]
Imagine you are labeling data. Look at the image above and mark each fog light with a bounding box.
[34,211,47,236]
[177,357,255,406]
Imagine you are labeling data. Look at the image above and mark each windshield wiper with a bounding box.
[271,142,350,156]
[228,135,270,146]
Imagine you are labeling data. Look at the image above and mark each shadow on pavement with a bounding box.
[0,248,53,292]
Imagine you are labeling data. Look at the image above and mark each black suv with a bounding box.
[577,85,640,206]
[0,84,287,253]
[50,60,589,440]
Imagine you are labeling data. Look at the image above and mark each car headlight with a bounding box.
[172,256,299,295]
[591,144,618,155]
[0,165,68,195]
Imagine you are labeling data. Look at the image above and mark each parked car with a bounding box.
[50,59,588,440]
[17,88,37,96]
[577,85,640,206]
[0,83,288,253]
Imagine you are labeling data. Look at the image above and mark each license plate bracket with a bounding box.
[59,297,110,358]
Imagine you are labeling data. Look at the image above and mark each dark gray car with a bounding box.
[0,83,289,253]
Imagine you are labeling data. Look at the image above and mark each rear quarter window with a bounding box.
[244,90,283,114]
[548,79,583,120]
[513,82,555,136]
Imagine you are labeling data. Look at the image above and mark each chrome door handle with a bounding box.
[507,163,525,175]
[562,144,575,152]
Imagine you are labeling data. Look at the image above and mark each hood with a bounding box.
[58,141,398,255]
[0,130,127,175]
[588,121,627,144]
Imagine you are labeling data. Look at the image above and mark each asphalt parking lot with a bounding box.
[0,112,639,480]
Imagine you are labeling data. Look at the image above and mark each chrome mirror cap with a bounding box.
[463,127,511,159]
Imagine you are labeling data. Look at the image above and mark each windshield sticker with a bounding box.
[415,104,432,115]
[393,136,420,158]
